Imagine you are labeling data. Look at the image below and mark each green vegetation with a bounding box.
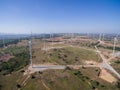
[71,68,119,90]
[0,64,119,90]
[116,81,120,88]
[115,60,120,64]
[79,42,95,48]
[0,38,119,90]
[0,46,29,75]
[0,39,19,47]
[33,46,100,64]
[46,46,100,64]
[4,46,27,55]
[98,45,120,51]
[0,70,24,90]
[111,58,120,74]
[0,52,29,75]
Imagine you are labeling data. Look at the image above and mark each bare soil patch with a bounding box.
[99,68,117,83]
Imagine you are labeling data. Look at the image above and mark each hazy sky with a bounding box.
[0,0,120,34]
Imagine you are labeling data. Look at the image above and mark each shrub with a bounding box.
[116,81,120,88]
[31,75,36,79]
[16,84,21,88]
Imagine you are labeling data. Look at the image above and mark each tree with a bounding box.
[116,81,120,88]
[16,84,21,88]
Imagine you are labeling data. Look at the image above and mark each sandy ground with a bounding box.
[84,61,98,65]
[99,68,117,83]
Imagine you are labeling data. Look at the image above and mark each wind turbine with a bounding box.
[98,33,102,41]
[43,33,46,50]
[28,32,33,67]
[116,33,119,38]
[70,33,73,43]
[116,33,119,40]
[49,33,53,48]
[112,37,118,56]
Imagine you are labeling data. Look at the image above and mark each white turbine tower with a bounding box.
[116,33,119,40]
[28,32,33,67]
[98,33,102,41]
[49,33,53,48]
[43,33,46,50]
[113,37,118,56]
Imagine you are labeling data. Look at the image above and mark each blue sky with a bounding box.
[0,0,120,34]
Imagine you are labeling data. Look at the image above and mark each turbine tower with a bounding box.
[43,33,46,50]
[113,37,118,55]
[98,33,102,41]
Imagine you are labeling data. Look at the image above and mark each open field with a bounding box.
[33,41,101,64]
[111,57,120,74]
[0,35,120,90]
[0,68,120,90]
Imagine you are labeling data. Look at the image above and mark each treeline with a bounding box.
[0,39,19,47]
[0,51,29,75]
[3,46,28,55]
[98,45,120,51]
[78,42,98,48]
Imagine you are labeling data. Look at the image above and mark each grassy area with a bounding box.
[3,46,27,55]
[0,71,24,90]
[0,40,30,90]
[0,38,119,90]
[0,39,19,47]
[0,68,119,90]
[0,42,29,75]
[33,46,100,65]
[111,58,120,74]
[53,43,67,47]
[0,51,29,75]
